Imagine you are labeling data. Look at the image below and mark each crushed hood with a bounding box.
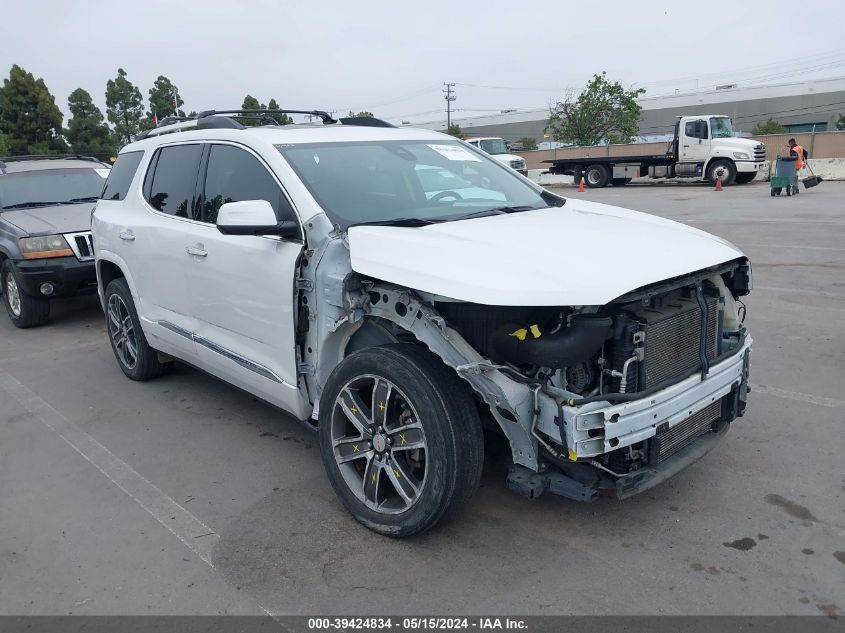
[348,199,745,306]
[1,203,95,235]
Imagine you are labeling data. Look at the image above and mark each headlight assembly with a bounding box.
[733,152,750,160]
[19,234,74,259]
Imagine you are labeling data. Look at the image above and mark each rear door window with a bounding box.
[101,151,143,201]
[199,144,296,225]
[143,144,203,217]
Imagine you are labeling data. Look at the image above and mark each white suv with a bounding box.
[93,110,753,536]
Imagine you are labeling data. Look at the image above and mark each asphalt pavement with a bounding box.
[0,181,843,616]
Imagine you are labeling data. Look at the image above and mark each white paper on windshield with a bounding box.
[95,168,111,178]
[427,144,481,162]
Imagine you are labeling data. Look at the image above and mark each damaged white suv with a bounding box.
[93,110,752,536]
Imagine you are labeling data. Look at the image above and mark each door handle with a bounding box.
[119,230,135,241]
[186,245,207,258]
[682,144,690,148]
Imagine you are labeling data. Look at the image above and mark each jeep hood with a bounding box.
[347,199,745,306]
[1,203,95,235]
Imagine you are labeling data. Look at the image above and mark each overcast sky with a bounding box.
[3,0,844,125]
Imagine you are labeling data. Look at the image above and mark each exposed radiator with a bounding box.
[651,400,721,464]
[611,293,720,392]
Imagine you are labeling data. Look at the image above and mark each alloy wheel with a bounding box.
[5,273,21,317]
[107,294,139,370]
[330,375,428,514]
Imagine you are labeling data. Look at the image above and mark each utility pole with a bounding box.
[443,82,456,130]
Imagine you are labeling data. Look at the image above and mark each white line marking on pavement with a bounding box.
[0,371,276,617]
[750,383,845,409]
[742,243,845,253]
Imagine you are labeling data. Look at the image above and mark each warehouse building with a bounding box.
[411,75,845,143]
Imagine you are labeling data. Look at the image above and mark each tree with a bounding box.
[752,118,785,135]
[65,88,114,158]
[0,64,66,154]
[266,98,291,125]
[836,114,844,131]
[238,94,265,126]
[447,123,464,138]
[547,72,645,146]
[0,131,9,155]
[519,137,538,151]
[148,75,185,120]
[348,111,374,118]
[105,68,145,145]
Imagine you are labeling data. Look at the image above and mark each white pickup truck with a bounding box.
[465,137,528,175]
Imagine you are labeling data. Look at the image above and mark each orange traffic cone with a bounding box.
[578,177,586,192]
[715,176,723,191]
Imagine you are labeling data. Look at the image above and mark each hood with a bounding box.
[491,153,524,165]
[348,199,744,306]
[714,137,760,152]
[1,203,95,235]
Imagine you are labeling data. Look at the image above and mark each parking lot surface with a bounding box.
[1,181,843,616]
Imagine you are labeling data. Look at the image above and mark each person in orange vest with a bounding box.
[788,138,805,192]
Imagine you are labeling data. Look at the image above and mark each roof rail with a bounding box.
[0,154,105,164]
[339,116,395,128]
[197,109,338,124]
[136,119,200,140]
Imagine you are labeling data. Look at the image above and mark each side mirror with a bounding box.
[216,200,300,239]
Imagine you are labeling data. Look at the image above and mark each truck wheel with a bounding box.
[104,278,169,381]
[584,164,609,188]
[1,260,50,328]
[318,344,484,537]
[610,178,632,186]
[734,172,755,185]
[707,159,736,186]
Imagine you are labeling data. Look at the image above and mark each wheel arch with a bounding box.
[337,285,538,468]
[96,253,140,313]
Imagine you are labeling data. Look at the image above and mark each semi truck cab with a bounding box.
[672,115,766,184]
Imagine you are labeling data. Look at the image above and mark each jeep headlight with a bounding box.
[19,234,74,259]
[733,152,750,160]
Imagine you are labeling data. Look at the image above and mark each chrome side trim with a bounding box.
[193,335,285,384]
[156,320,285,385]
[157,320,193,340]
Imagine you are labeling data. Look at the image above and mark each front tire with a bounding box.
[1,260,50,328]
[104,278,169,381]
[584,164,610,188]
[318,344,483,537]
[707,159,736,186]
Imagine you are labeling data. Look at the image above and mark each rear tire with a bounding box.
[584,164,610,188]
[1,260,50,328]
[610,178,632,186]
[104,278,169,381]
[318,344,483,537]
[707,159,736,186]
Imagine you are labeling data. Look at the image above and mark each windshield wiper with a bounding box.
[482,205,539,214]
[67,196,100,203]
[0,201,59,209]
[352,217,439,227]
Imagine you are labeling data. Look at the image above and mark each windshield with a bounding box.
[277,140,555,228]
[0,168,107,209]
[479,139,509,155]
[710,117,734,139]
